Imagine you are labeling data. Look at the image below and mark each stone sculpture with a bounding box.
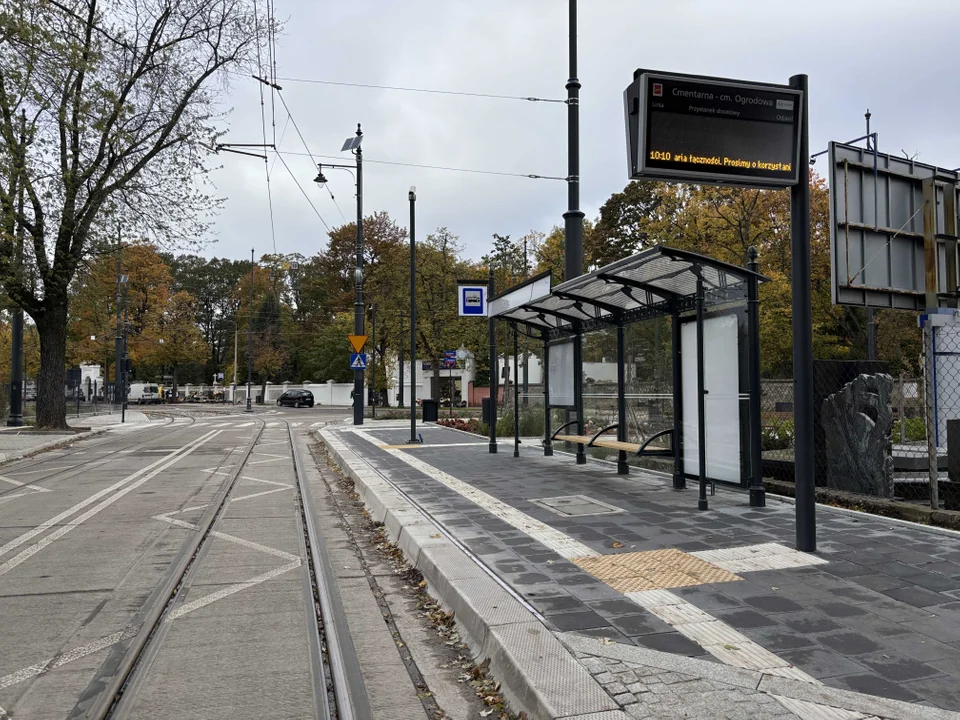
[821,374,894,497]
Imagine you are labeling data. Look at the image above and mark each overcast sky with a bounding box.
[204,0,960,263]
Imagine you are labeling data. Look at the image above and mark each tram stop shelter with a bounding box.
[487,244,769,511]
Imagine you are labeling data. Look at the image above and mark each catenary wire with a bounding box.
[274,150,566,181]
[274,76,566,104]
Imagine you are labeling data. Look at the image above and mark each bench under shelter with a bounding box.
[486,244,769,511]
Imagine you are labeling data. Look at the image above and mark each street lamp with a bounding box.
[246,248,254,413]
[409,186,417,443]
[314,123,365,425]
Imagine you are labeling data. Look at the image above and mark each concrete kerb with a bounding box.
[319,428,618,720]
[559,632,960,720]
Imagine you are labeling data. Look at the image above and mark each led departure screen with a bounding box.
[637,73,801,187]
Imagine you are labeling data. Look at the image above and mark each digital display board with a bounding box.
[625,71,802,188]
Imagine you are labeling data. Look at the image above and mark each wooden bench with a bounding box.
[551,423,673,458]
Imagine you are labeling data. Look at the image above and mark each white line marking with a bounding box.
[310,421,324,427]
[0,475,51,491]
[691,542,829,573]
[0,627,138,691]
[354,430,597,560]
[166,560,301,620]
[626,589,819,683]
[229,487,289,503]
[242,476,292,488]
[291,421,302,427]
[152,513,299,562]
[236,422,255,428]
[251,452,288,460]
[6,466,76,476]
[0,431,221,577]
[247,457,283,465]
[266,421,282,428]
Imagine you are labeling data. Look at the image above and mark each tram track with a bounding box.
[70,418,369,720]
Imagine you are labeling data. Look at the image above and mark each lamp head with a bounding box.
[313,164,328,185]
[409,186,416,201]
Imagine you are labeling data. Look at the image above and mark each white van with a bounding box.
[128,383,161,404]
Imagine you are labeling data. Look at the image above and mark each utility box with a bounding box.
[422,399,439,422]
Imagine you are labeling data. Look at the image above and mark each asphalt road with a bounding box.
[0,406,350,719]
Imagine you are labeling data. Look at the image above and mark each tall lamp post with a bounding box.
[409,187,417,443]
[120,273,129,423]
[315,124,365,425]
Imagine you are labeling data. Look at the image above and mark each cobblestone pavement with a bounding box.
[576,651,799,719]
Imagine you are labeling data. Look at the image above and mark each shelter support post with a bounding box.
[672,303,685,489]
[695,270,708,511]
[791,73,815,551]
[513,323,520,458]
[543,335,553,456]
[616,314,629,474]
[488,268,497,454]
[747,247,766,507]
[574,324,586,464]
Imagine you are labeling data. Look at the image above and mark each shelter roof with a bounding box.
[490,245,768,333]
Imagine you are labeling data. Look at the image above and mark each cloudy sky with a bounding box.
[206,0,960,263]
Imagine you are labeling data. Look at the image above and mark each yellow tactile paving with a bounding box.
[571,548,741,592]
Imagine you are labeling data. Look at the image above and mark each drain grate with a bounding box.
[529,494,623,517]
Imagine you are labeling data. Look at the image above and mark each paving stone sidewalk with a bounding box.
[330,422,960,713]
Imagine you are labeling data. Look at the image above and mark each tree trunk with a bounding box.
[172,366,179,400]
[35,307,69,429]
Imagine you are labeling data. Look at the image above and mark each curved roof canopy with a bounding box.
[489,245,769,334]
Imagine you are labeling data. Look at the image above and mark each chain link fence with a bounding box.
[761,355,950,509]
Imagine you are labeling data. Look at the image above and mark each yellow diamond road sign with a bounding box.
[348,335,367,353]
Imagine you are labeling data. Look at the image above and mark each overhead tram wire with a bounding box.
[275,149,567,181]
[274,76,567,104]
[272,152,331,232]
[251,0,277,254]
[271,88,348,224]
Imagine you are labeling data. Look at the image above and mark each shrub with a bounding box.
[902,416,926,442]
[762,419,794,451]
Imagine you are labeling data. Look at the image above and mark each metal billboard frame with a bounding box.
[828,141,960,310]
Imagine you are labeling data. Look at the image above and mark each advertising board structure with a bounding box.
[624,70,802,188]
[828,141,960,310]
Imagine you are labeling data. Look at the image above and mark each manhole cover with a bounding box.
[530,494,623,517]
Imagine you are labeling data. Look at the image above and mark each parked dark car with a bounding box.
[277,389,314,408]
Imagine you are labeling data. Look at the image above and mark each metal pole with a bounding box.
[122,282,128,423]
[115,235,123,408]
[790,73,816,551]
[353,124,365,426]
[409,188,418,443]
[543,334,553,456]
[563,0,583,283]
[232,326,238,405]
[695,273,707,510]
[513,324,520,457]
[246,249,254,413]
[399,341,405,408]
[747,247,766,507]
[616,315,628,474]
[450,361,454,418]
[371,304,376,419]
[672,303,685,489]
[488,267,497,453]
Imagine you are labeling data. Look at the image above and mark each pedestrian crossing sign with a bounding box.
[350,353,367,370]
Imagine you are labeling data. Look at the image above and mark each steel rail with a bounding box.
[289,422,371,720]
